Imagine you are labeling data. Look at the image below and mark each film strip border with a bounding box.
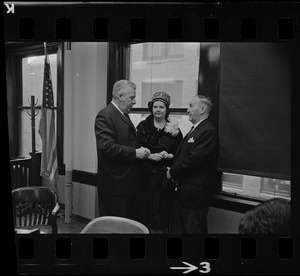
[4,2,300,275]
[3,2,300,41]
[15,235,295,274]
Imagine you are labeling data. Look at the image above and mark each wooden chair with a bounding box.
[10,157,32,189]
[80,216,150,234]
[12,186,60,234]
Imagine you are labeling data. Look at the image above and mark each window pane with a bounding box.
[22,54,57,106]
[222,173,243,190]
[222,172,290,200]
[129,43,200,109]
[260,178,291,198]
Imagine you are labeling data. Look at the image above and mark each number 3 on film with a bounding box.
[170,261,211,274]
[199,262,211,273]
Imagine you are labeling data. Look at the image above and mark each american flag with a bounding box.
[39,52,58,182]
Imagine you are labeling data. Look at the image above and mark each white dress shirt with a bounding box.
[111,101,125,116]
[190,116,208,134]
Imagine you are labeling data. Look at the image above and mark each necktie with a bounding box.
[124,113,134,128]
[187,126,194,137]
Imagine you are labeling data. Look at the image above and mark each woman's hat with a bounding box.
[148,91,171,107]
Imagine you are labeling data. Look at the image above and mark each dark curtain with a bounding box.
[218,43,291,180]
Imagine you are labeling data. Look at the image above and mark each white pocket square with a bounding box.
[188,137,194,143]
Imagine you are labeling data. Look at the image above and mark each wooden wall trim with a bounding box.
[72,169,97,187]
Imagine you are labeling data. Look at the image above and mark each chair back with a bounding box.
[10,157,32,189]
[12,186,60,234]
[81,216,150,234]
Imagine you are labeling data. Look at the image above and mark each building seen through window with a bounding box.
[142,42,185,61]
[222,173,290,200]
[130,42,199,109]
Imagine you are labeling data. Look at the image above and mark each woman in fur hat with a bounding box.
[136,91,183,233]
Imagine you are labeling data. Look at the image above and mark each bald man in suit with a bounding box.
[95,80,150,220]
[167,95,219,234]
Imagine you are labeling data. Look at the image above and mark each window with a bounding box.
[130,42,200,109]
[6,42,64,173]
[20,54,57,158]
[222,173,290,200]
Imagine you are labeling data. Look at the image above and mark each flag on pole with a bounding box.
[39,44,58,183]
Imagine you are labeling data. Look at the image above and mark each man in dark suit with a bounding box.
[95,80,150,219]
[167,95,219,233]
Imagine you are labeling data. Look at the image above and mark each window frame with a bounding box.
[6,42,65,175]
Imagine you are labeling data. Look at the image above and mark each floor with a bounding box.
[57,209,88,234]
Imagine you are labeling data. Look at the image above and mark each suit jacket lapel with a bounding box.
[124,113,137,132]
[174,120,207,157]
[175,132,190,156]
[109,103,137,135]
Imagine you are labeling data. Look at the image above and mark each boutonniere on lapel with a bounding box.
[188,137,194,143]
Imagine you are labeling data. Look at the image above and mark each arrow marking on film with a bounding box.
[170,261,198,274]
